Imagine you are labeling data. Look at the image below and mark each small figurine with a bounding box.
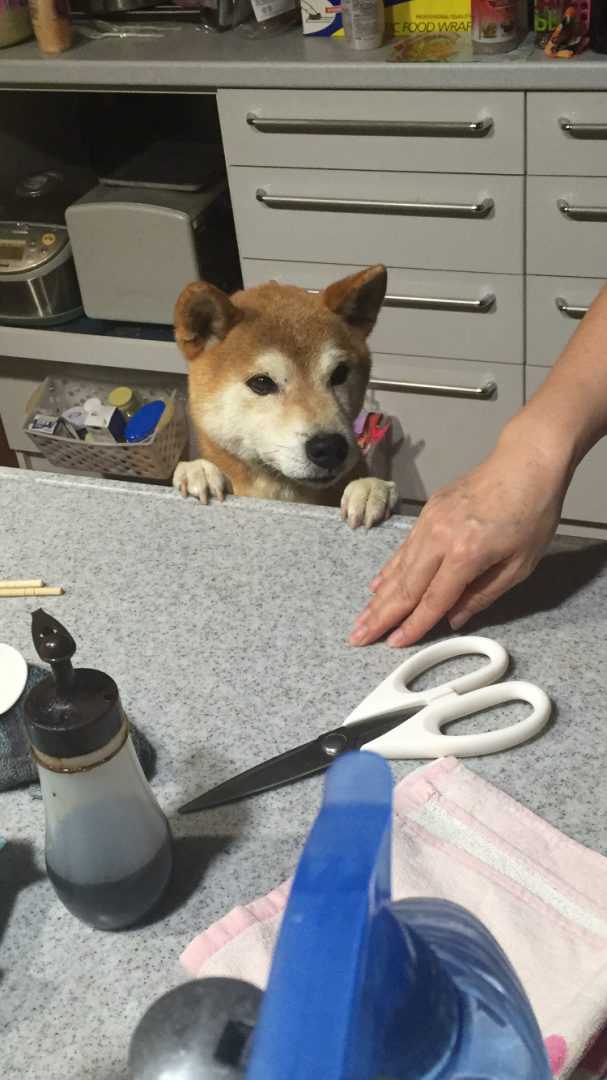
[544,5,589,56]
[354,412,391,457]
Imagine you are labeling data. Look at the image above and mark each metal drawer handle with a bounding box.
[307,288,495,313]
[382,292,495,312]
[558,200,607,222]
[555,297,588,319]
[368,378,497,399]
[256,190,494,219]
[246,114,494,138]
[559,117,607,140]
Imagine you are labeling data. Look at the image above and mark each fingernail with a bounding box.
[349,627,369,646]
[369,575,383,590]
[387,630,406,647]
[449,610,471,631]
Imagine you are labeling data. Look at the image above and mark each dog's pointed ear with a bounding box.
[174,281,242,361]
[321,265,387,339]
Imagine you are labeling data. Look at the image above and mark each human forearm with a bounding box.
[501,280,607,476]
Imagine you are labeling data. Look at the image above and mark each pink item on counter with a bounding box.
[182,757,607,1080]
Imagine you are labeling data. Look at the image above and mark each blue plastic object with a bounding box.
[124,400,165,443]
[245,752,552,1080]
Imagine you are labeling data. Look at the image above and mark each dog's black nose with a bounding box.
[305,434,349,473]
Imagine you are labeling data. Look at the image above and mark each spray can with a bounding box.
[472,0,518,51]
[341,0,385,49]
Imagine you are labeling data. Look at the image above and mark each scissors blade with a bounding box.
[178,706,421,814]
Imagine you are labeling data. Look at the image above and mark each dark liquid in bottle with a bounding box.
[46,836,172,931]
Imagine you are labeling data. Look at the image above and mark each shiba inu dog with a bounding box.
[172,264,398,529]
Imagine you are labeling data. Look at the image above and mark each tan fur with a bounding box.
[172,267,398,528]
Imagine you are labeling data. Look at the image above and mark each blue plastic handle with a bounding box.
[244,751,552,1080]
[244,753,457,1080]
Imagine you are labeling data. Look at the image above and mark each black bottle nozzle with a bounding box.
[25,611,125,757]
[31,608,76,691]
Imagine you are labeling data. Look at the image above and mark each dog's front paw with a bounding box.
[173,459,232,505]
[341,477,399,530]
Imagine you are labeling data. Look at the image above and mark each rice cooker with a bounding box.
[0,167,97,327]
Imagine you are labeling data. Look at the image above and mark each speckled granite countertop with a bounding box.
[2,465,607,1079]
[2,28,607,90]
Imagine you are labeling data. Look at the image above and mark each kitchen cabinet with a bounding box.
[219,87,607,529]
[526,91,607,528]
[230,167,523,274]
[243,260,524,364]
[220,87,526,511]
[2,72,607,530]
[528,92,607,177]
[528,175,607,279]
[526,276,602,367]
[219,89,525,174]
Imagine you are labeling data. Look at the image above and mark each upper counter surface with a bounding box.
[1,27,607,90]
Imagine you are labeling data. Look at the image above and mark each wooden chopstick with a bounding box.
[0,586,63,597]
[0,579,45,588]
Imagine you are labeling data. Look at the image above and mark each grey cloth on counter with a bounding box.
[0,664,154,791]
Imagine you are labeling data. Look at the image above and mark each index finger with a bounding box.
[350,547,444,645]
[385,555,494,647]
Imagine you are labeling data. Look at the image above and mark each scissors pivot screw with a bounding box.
[321,732,349,757]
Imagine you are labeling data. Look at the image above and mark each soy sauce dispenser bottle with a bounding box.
[23,609,172,931]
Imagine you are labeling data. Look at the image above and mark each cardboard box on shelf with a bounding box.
[302,0,471,36]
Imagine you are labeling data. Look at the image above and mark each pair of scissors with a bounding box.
[179,636,552,814]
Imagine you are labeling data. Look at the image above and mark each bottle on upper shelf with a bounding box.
[27,0,73,52]
[471,0,519,52]
[247,0,300,34]
[108,386,144,424]
[341,0,385,50]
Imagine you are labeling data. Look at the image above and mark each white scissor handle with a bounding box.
[344,636,510,726]
[362,680,552,759]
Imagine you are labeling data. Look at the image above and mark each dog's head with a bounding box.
[174,265,386,488]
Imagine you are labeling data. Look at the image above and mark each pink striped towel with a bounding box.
[182,758,607,1080]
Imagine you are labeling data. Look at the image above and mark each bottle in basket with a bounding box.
[125,401,166,444]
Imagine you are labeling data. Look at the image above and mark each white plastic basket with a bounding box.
[22,375,188,480]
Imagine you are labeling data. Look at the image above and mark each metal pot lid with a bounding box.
[15,172,64,199]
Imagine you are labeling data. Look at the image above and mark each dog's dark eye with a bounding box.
[330,363,349,387]
[247,375,279,396]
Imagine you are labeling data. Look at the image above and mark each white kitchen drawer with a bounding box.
[527,365,607,525]
[526,275,603,367]
[527,176,607,278]
[218,90,525,175]
[365,355,522,501]
[229,168,524,275]
[528,93,607,178]
[242,259,523,365]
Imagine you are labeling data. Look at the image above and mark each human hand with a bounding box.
[348,433,568,648]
